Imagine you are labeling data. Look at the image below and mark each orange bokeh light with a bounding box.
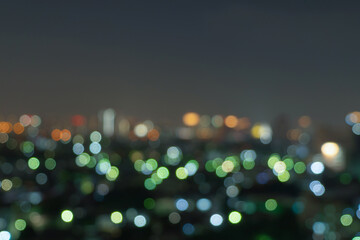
[61,129,71,142]
[237,117,251,130]
[51,129,72,141]
[13,123,25,134]
[0,122,12,133]
[298,116,311,128]
[51,129,62,141]
[148,129,160,141]
[224,115,238,128]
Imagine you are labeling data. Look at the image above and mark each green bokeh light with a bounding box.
[76,153,90,167]
[267,154,280,169]
[106,166,119,181]
[151,172,163,184]
[283,157,294,170]
[21,141,34,154]
[45,158,56,170]
[243,160,255,170]
[265,199,277,211]
[157,167,169,179]
[340,214,353,226]
[144,178,156,190]
[294,162,306,174]
[144,198,156,210]
[28,157,40,170]
[146,158,158,171]
[134,160,145,172]
[228,211,242,224]
[215,166,227,178]
[14,219,26,231]
[205,160,215,172]
[278,171,290,182]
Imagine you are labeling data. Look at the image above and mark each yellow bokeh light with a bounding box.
[277,171,290,182]
[273,161,286,174]
[1,179,13,191]
[221,160,234,173]
[61,210,73,223]
[251,124,261,139]
[110,211,123,224]
[176,167,188,180]
[183,112,200,127]
[321,142,339,158]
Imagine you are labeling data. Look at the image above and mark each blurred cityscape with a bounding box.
[0,109,360,239]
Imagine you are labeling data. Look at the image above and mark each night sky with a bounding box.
[1,1,360,124]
